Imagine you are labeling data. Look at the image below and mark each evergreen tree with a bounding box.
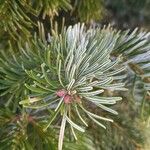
[0,1,150,150]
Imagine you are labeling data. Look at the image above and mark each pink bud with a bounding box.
[64,95,72,104]
[56,89,66,97]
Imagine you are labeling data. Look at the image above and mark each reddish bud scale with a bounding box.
[56,89,72,104]
[64,95,72,104]
[74,95,81,103]
[56,89,66,97]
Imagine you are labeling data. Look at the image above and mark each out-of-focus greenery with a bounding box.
[104,0,150,29]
